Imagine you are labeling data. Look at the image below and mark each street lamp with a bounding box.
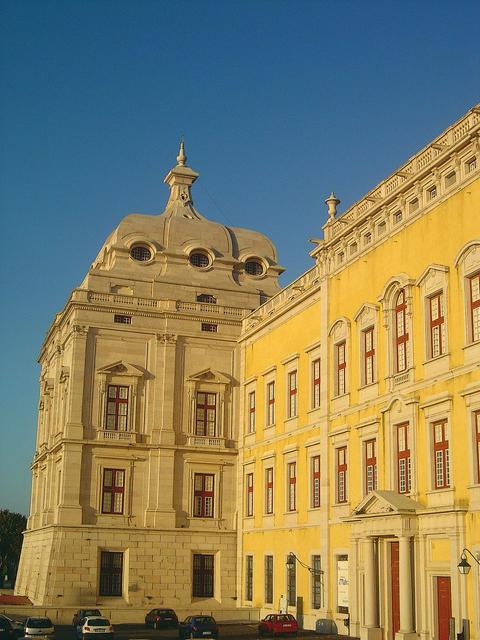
[457,548,480,575]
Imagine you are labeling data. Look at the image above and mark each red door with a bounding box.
[391,542,400,637]
[436,577,452,640]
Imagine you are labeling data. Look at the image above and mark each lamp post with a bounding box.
[457,548,480,575]
[286,552,323,575]
[456,548,479,640]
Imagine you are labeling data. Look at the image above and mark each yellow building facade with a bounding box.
[238,107,480,640]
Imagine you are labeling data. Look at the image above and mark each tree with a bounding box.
[0,510,27,588]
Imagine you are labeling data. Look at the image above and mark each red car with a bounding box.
[258,614,298,636]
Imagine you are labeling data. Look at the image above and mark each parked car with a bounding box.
[24,618,55,638]
[145,609,178,629]
[0,616,22,640]
[258,614,298,637]
[1,618,25,635]
[76,617,114,640]
[178,616,218,639]
[72,611,102,627]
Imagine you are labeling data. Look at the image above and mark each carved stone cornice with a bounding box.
[156,333,177,344]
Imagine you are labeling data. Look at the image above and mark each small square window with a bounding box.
[444,171,456,188]
[201,323,218,332]
[377,221,386,236]
[409,198,419,213]
[337,252,345,265]
[114,314,132,324]
[349,242,358,255]
[364,232,372,245]
[466,157,477,173]
[427,185,437,201]
[393,211,403,225]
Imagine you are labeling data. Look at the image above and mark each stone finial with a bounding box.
[325,192,340,220]
[176,139,186,166]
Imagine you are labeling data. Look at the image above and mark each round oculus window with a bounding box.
[245,259,264,276]
[189,252,210,268]
[130,245,152,262]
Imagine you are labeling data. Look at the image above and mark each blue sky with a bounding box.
[1,0,479,515]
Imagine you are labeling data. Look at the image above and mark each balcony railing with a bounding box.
[186,435,225,447]
[97,429,137,442]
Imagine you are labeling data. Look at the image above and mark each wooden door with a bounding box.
[436,576,452,640]
[390,542,400,637]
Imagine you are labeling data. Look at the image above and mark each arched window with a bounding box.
[395,290,409,372]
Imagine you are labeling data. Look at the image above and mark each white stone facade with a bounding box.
[15,144,283,608]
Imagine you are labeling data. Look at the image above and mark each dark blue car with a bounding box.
[178,616,218,640]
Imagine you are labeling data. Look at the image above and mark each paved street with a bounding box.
[51,624,330,640]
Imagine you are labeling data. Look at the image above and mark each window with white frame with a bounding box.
[287,461,297,511]
[396,422,412,494]
[265,467,274,514]
[102,469,125,514]
[245,555,253,601]
[193,473,214,517]
[363,327,375,385]
[364,439,377,494]
[311,455,321,508]
[195,392,217,436]
[266,381,275,426]
[246,472,254,517]
[395,290,409,372]
[475,410,480,484]
[287,370,298,418]
[432,420,450,489]
[335,341,346,395]
[105,385,129,430]
[336,446,347,503]
[311,555,322,609]
[264,555,273,604]
[428,291,446,358]
[311,358,321,409]
[468,271,480,343]
[247,390,256,433]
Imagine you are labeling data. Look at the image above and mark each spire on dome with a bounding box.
[176,139,186,166]
[163,141,202,219]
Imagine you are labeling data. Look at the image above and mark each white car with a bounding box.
[76,617,114,640]
[24,617,54,638]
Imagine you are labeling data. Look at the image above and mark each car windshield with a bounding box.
[87,619,110,626]
[27,619,52,628]
[194,617,214,624]
[84,611,101,617]
[277,616,294,622]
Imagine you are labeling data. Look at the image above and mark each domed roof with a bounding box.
[86,143,284,302]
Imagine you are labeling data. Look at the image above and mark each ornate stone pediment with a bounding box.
[352,490,420,517]
[97,360,144,377]
[187,368,231,385]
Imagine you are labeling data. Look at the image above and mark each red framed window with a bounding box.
[266,381,275,426]
[469,272,480,342]
[433,420,450,489]
[311,455,321,508]
[395,290,409,372]
[102,469,125,514]
[312,359,321,408]
[246,472,254,517]
[99,551,123,596]
[265,467,274,514]
[195,392,216,436]
[363,327,375,385]
[192,554,214,597]
[105,385,129,431]
[336,446,347,503]
[248,391,256,433]
[475,410,480,484]
[364,439,377,494]
[287,462,296,511]
[336,341,346,395]
[288,370,298,418]
[429,291,445,358]
[193,473,214,517]
[396,422,411,494]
